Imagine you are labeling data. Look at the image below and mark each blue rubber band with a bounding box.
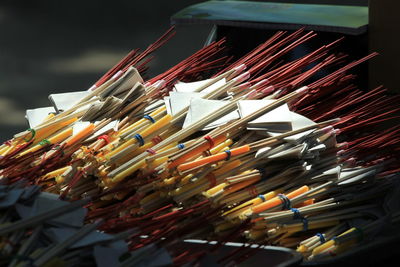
[291,208,301,219]
[278,194,291,210]
[143,114,155,123]
[258,194,266,202]
[134,133,145,146]
[177,143,185,150]
[224,150,231,161]
[316,233,326,243]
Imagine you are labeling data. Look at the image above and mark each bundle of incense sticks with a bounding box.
[1,27,399,265]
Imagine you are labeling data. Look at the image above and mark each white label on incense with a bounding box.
[169,92,205,116]
[26,106,56,128]
[182,98,240,130]
[339,169,376,185]
[255,146,272,158]
[165,79,227,117]
[111,67,144,97]
[338,167,377,185]
[259,143,293,159]
[238,100,292,132]
[310,166,341,181]
[267,143,307,159]
[268,112,316,143]
[308,143,326,153]
[49,91,91,113]
[174,78,226,94]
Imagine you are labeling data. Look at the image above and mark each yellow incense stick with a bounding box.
[19,128,73,156]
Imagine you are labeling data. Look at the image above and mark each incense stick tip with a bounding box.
[233,64,247,73]
[112,70,124,81]
[295,86,309,94]
[321,125,334,135]
[233,71,250,83]
[261,85,275,95]
[339,142,349,149]
[156,79,166,88]
[253,78,270,88]
[88,84,97,91]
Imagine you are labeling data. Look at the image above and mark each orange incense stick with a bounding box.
[167,134,227,169]
[251,185,309,214]
[176,145,250,172]
[65,124,95,147]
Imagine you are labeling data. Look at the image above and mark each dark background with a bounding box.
[0,0,369,141]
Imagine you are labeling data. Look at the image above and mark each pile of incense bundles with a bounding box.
[0,27,399,265]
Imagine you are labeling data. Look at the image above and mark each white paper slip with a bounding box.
[238,100,292,132]
[255,146,272,159]
[267,111,316,143]
[26,107,56,128]
[308,143,327,153]
[256,143,293,159]
[101,67,144,98]
[268,143,308,159]
[339,169,376,185]
[49,91,91,112]
[182,98,240,130]
[338,166,377,184]
[111,67,144,97]
[169,92,205,116]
